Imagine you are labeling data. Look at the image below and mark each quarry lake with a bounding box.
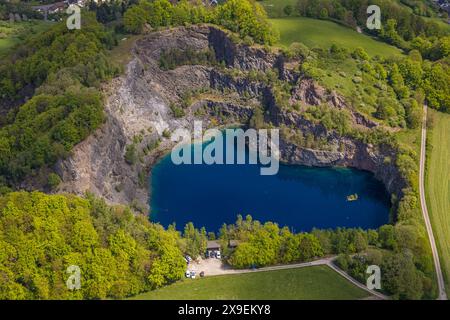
[149,138,390,232]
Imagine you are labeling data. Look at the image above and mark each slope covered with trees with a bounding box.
[0,14,119,192]
[123,0,279,45]
[0,191,186,299]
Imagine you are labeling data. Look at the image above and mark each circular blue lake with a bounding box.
[149,136,390,232]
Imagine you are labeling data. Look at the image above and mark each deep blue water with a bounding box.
[149,136,390,232]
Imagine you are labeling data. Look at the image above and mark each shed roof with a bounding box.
[206,240,220,249]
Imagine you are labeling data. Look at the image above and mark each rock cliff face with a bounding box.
[208,27,277,72]
[56,25,405,211]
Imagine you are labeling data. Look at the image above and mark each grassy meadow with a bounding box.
[130,265,370,300]
[260,0,298,17]
[426,110,450,293]
[270,17,403,58]
[0,20,53,57]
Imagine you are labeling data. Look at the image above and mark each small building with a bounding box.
[206,240,239,251]
[49,2,67,13]
[32,1,67,15]
[206,240,221,251]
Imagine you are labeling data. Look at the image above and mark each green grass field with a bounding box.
[426,110,450,293]
[0,20,53,57]
[396,125,422,155]
[270,17,403,58]
[260,0,298,18]
[130,266,370,300]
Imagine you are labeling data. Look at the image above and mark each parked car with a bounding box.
[215,251,221,259]
[200,271,205,277]
[185,270,191,278]
[205,251,209,258]
[190,271,196,279]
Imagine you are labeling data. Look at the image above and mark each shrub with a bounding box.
[283,5,293,16]
[124,143,137,165]
[352,47,370,61]
[169,103,185,118]
[47,173,61,190]
[352,76,362,84]
[162,129,171,138]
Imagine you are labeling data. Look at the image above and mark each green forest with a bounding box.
[0,191,186,299]
[123,0,279,44]
[0,14,119,192]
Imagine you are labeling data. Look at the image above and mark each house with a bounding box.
[67,0,86,7]
[206,240,221,252]
[32,2,67,15]
[206,239,239,252]
[49,2,67,13]
[32,4,55,13]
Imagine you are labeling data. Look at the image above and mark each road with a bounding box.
[326,261,387,300]
[419,104,447,300]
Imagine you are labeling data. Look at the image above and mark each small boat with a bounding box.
[347,193,359,201]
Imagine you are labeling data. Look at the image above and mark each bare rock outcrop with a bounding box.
[56,25,404,212]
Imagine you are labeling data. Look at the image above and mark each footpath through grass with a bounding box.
[270,17,402,58]
[130,265,370,300]
[426,110,450,293]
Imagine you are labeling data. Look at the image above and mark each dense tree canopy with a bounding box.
[0,192,186,299]
[216,214,434,299]
[0,14,119,191]
[123,0,279,45]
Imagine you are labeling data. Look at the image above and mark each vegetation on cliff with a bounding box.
[0,14,119,192]
[123,0,279,45]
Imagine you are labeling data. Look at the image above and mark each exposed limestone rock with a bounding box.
[208,27,277,71]
[56,25,404,212]
[290,78,326,106]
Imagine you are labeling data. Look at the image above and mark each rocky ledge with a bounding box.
[55,25,405,213]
